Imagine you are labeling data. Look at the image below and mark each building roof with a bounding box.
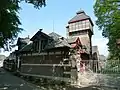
[19,42,33,52]
[67,37,78,44]
[30,29,50,41]
[19,32,71,52]
[49,32,61,40]
[68,10,94,26]
[17,37,30,45]
[76,10,85,14]
[79,37,90,54]
[80,37,89,45]
[45,32,71,50]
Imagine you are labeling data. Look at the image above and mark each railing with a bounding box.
[80,59,120,74]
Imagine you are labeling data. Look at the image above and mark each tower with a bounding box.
[66,10,94,59]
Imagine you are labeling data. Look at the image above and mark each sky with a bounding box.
[0,0,109,57]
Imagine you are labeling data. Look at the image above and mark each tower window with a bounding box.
[68,19,92,32]
[69,30,87,36]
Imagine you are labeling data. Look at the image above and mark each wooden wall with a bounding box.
[19,49,71,81]
[21,65,64,77]
[21,54,62,64]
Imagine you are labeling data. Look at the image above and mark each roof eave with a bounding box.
[68,18,89,24]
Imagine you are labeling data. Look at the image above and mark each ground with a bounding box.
[1,67,120,90]
[0,68,41,90]
[0,68,100,90]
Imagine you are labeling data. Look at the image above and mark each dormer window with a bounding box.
[41,40,48,50]
[30,29,50,53]
[33,41,39,52]
[33,40,48,52]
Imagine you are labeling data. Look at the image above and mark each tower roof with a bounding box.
[68,10,94,26]
[76,10,85,14]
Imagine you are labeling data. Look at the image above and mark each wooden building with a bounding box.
[16,10,97,84]
[18,30,75,82]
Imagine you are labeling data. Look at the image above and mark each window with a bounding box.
[41,40,48,50]
[86,22,90,28]
[82,21,86,29]
[72,25,75,30]
[75,22,79,30]
[79,21,82,25]
[33,41,39,52]
[69,23,73,31]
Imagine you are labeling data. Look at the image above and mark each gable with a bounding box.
[67,37,81,45]
[76,37,81,45]
[30,30,50,41]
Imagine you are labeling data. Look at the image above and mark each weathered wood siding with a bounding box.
[19,50,71,80]
[21,65,64,77]
[21,54,63,64]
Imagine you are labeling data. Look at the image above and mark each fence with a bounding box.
[79,59,120,74]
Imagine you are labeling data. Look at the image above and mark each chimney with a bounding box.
[39,29,43,32]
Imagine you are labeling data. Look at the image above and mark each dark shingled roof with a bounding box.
[19,42,33,52]
[49,32,61,40]
[30,30,50,41]
[68,10,94,26]
[17,37,30,45]
[19,32,71,52]
[76,10,85,14]
[45,32,71,50]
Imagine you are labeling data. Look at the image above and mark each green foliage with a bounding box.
[94,0,120,60]
[0,0,46,50]
[21,0,46,9]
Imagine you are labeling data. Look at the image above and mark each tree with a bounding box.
[0,0,46,50]
[94,0,120,60]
